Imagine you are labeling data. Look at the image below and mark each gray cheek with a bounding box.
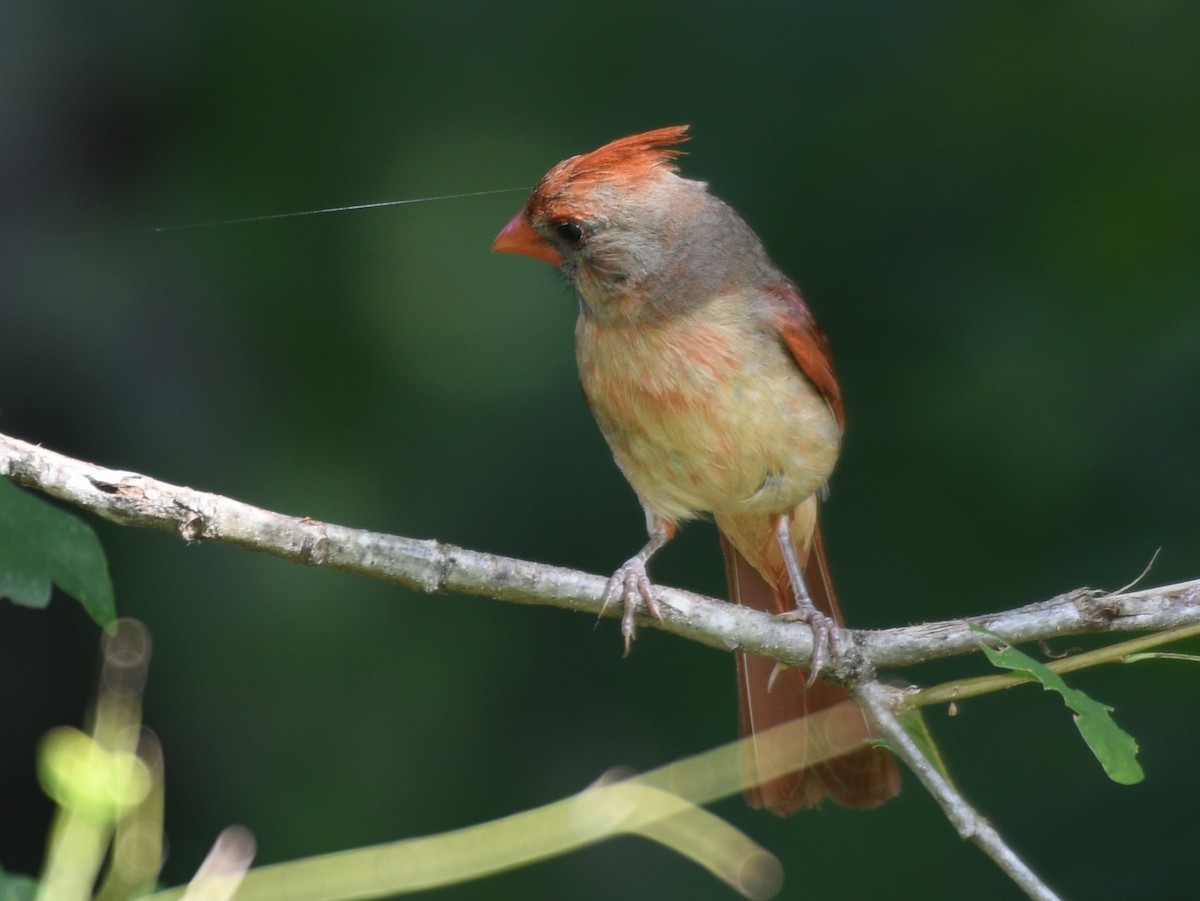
[587,241,639,284]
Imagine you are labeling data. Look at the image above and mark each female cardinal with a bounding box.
[492,126,899,813]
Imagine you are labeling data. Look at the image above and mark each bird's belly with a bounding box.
[577,311,840,521]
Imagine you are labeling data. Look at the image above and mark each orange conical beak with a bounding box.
[491,210,562,266]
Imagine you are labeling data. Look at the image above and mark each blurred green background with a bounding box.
[3,2,1198,898]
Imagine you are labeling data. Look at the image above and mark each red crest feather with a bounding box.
[528,126,691,218]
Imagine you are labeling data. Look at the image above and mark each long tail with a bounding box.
[720,523,900,814]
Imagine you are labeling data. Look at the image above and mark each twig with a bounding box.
[911,620,1200,707]
[855,682,1061,901]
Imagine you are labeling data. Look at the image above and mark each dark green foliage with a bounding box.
[1,2,1197,897]
[0,479,115,627]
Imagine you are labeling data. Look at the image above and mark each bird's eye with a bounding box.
[553,219,585,247]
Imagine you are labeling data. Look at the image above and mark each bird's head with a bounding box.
[493,126,767,322]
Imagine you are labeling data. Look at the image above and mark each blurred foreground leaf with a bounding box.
[143,704,890,901]
[0,865,38,901]
[975,627,1143,785]
[38,726,152,821]
[0,477,115,626]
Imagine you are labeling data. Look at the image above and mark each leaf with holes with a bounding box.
[974,626,1143,785]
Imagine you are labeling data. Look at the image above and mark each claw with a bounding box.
[777,607,841,683]
[601,557,664,656]
[600,516,674,655]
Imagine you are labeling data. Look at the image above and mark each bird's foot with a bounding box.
[777,606,842,684]
[601,557,664,656]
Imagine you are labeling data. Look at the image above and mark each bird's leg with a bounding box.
[770,512,842,681]
[601,514,675,656]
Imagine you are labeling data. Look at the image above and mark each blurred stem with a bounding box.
[36,811,113,901]
[909,621,1200,708]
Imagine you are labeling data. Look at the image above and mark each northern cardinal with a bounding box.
[492,126,899,813]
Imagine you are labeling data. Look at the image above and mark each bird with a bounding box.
[491,126,899,813]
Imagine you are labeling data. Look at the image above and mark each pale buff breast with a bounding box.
[576,298,840,522]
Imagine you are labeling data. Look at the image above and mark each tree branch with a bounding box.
[5,429,1193,901]
[855,682,1062,901]
[4,431,1198,678]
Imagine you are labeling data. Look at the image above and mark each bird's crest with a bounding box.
[527,126,690,218]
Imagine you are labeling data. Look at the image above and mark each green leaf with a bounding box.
[973,627,1144,785]
[0,864,38,901]
[0,478,116,627]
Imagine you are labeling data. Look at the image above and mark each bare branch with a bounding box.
[4,431,1199,680]
[858,580,1200,669]
[856,682,1062,901]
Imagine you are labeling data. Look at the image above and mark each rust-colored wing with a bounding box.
[766,281,845,431]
